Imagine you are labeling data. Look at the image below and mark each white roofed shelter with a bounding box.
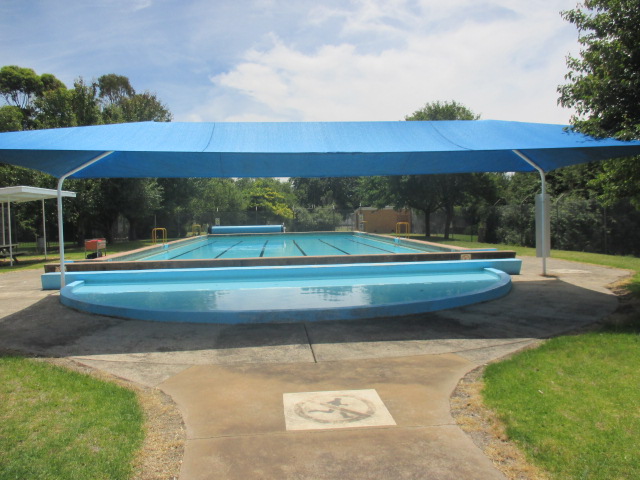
[0,186,76,266]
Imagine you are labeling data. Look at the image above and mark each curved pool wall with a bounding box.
[57,260,518,324]
[42,257,521,290]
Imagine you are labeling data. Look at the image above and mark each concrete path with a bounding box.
[0,256,631,479]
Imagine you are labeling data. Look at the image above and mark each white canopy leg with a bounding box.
[8,200,13,267]
[513,150,550,276]
[42,199,47,259]
[57,151,114,287]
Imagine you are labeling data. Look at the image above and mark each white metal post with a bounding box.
[41,199,47,259]
[8,200,13,266]
[1,202,5,245]
[57,151,114,288]
[513,150,549,276]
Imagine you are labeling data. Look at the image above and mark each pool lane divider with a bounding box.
[169,241,218,260]
[215,240,243,259]
[347,238,401,254]
[293,240,307,256]
[318,239,351,255]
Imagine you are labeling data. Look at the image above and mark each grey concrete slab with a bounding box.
[162,354,504,480]
[161,354,471,439]
[181,426,505,480]
[72,358,193,388]
[0,269,51,318]
[0,256,630,480]
[1,257,628,372]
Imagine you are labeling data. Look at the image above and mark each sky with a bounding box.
[0,0,581,124]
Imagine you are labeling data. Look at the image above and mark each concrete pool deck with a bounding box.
[0,256,631,479]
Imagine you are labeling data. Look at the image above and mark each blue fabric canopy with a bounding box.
[1,120,639,178]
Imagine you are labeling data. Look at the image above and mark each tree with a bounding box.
[291,177,361,210]
[240,178,295,224]
[558,0,640,208]
[35,87,75,129]
[190,178,247,227]
[0,105,23,132]
[359,175,442,236]
[119,92,172,122]
[405,100,480,122]
[403,100,481,238]
[71,78,102,126]
[0,66,177,244]
[0,65,43,110]
[0,66,66,130]
[97,74,135,105]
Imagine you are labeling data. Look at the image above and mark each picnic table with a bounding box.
[0,244,24,262]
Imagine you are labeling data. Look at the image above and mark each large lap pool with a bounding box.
[127,232,454,261]
[46,232,517,273]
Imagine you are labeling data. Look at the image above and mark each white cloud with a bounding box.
[2,0,579,124]
[194,0,578,123]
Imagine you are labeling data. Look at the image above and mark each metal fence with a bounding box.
[5,199,640,257]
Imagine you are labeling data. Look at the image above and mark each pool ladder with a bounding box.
[395,222,410,238]
[151,227,167,244]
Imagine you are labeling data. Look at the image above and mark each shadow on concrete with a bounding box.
[0,276,619,359]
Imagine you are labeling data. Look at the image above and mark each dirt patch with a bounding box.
[42,357,185,480]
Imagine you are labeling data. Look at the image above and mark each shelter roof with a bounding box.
[1,120,639,178]
[0,186,76,203]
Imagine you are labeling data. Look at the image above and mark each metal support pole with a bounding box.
[1,202,5,245]
[7,201,13,267]
[42,199,47,259]
[57,151,114,288]
[513,150,548,275]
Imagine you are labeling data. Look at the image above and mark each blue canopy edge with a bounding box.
[1,120,639,178]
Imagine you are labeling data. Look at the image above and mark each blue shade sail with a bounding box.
[1,120,639,178]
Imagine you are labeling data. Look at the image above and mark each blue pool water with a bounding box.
[126,232,452,262]
[48,231,521,324]
[58,260,518,324]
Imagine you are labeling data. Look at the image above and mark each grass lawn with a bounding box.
[482,332,640,479]
[417,234,640,479]
[0,356,144,480]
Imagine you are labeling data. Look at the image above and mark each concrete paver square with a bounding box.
[283,389,396,431]
[181,425,505,480]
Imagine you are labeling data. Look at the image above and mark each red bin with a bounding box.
[85,238,106,250]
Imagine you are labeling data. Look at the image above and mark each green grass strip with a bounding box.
[483,333,640,479]
[0,357,144,480]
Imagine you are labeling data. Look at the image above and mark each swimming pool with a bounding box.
[43,230,521,324]
[127,232,453,261]
[44,232,517,274]
[58,261,515,324]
